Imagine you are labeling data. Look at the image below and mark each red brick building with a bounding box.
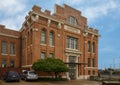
[0,25,20,68]
[0,4,99,79]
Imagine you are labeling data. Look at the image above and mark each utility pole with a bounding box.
[113,58,115,69]
[101,64,102,70]
[119,57,120,69]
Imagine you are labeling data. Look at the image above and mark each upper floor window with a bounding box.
[2,41,7,54]
[88,58,91,67]
[67,16,78,25]
[49,31,54,46]
[88,41,90,52]
[10,43,15,55]
[92,42,95,53]
[41,29,46,44]
[41,52,46,59]
[67,36,78,49]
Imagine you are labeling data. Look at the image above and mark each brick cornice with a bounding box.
[0,33,19,38]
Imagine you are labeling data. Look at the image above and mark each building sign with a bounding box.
[64,25,80,34]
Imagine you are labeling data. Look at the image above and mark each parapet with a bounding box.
[32,5,41,13]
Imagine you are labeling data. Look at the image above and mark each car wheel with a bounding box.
[17,79,20,82]
[5,79,9,82]
[25,78,27,81]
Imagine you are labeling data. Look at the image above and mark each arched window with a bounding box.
[41,29,46,44]
[49,31,54,46]
[92,42,95,53]
[67,16,78,25]
[88,41,91,52]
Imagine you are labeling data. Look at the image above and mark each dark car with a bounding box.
[21,70,38,81]
[4,71,20,82]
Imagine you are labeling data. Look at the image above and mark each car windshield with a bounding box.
[8,71,18,76]
[29,71,36,74]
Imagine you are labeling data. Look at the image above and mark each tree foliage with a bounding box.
[32,58,69,78]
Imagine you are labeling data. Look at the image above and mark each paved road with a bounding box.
[0,80,102,85]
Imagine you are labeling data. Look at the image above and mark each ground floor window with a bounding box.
[2,60,7,68]
[41,52,46,59]
[92,70,95,75]
[88,70,91,75]
[49,53,54,58]
[10,60,14,68]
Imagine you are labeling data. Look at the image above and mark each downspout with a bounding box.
[19,35,22,67]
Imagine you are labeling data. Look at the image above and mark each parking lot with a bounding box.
[0,80,102,85]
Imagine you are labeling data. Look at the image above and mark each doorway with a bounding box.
[69,56,76,79]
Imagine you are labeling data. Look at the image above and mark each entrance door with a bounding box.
[69,56,76,79]
[69,68,76,79]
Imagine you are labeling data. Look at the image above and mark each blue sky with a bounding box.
[0,0,120,69]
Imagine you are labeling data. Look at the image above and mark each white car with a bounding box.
[21,70,38,81]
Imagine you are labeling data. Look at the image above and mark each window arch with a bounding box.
[49,31,54,46]
[67,16,78,25]
[41,29,46,44]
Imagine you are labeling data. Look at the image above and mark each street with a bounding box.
[0,80,101,85]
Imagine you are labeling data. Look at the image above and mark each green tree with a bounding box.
[32,58,69,78]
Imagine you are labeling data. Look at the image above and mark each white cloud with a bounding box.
[99,46,114,52]
[0,0,26,15]
[0,0,28,30]
[1,12,27,30]
[82,0,119,22]
[55,0,83,5]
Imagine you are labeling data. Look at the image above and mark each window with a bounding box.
[92,70,95,75]
[69,56,76,63]
[49,53,54,58]
[2,60,6,68]
[10,60,14,68]
[69,56,76,68]
[92,42,95,53]
[88,58,91,67]
[92,59,95,67]
[10,43,15,55]
[88,41,90,52]
[41,52,46,59]
[41,29,46,44]
[67,36,78,49]
[49,31,54,46]
[67,16,78,25]
[88,70,91,75]
[2,41,7,54]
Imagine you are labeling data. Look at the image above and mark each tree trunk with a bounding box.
[55,72,58,79]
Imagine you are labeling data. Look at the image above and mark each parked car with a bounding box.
[4,71,20,82]
[21,70,38,81]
